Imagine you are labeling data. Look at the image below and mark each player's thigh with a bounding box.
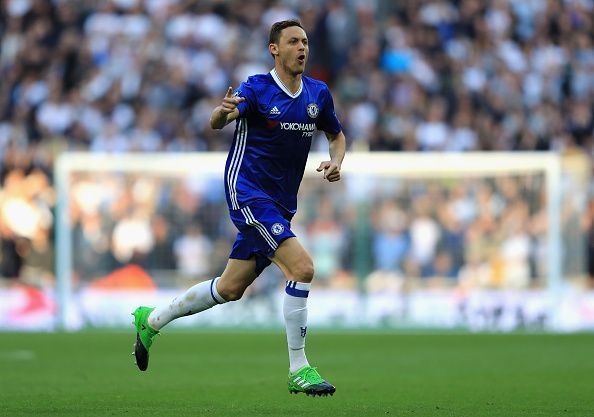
[218,258,258,298]
[269,237,314,283]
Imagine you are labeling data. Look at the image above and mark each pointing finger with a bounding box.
[223,96,245,103]
[225,86,233,98]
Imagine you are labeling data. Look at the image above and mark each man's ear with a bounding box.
[269,43,279,57]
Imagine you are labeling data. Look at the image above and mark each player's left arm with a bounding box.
[317,130,346,183]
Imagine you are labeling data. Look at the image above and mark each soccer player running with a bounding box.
[132,20,346,397]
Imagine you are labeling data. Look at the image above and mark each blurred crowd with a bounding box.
[36,170,589,295]
[68,173,231,286]
[0,0,593,287]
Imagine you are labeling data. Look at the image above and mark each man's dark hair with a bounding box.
[268,20,304,46]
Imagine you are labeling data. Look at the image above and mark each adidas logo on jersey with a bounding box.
[270,106,280,115]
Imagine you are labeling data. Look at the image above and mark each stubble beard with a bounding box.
[280,55,305,77]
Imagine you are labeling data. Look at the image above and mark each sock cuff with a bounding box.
[210,277,227,304]
[285,281,311,298]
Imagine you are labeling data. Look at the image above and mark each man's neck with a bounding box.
[274,64,302,95]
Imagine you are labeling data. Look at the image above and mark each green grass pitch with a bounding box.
[1,331,593,416]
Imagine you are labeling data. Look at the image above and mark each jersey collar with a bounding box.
[270,68,303,98]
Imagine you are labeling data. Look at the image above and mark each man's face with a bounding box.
[272,26,309,74]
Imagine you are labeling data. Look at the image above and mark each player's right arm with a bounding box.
[210,86,245,129]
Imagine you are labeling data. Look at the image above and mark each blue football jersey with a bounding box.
[224,68,342,215]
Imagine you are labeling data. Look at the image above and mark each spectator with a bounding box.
[306,195,344,285]
[173,224,212,279]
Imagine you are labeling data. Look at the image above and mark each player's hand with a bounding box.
[220,86,245,114]
[317,161,341,182]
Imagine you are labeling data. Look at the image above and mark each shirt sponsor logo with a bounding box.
[280,122,316,131]
[266,119,279,129]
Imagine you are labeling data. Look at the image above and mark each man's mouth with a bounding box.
[297,54,306,64]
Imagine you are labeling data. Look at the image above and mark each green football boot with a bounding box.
[131,306,159,371]
[288,366,336,396]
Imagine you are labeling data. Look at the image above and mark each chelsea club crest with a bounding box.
[271,223,284,235]
[307,103,319,119]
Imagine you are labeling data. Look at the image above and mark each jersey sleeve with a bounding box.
[234,80,257,117]
[316,86,342,134]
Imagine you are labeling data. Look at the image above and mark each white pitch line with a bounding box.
[0,350,36,360]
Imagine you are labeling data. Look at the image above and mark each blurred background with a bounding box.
[0,0,593,332]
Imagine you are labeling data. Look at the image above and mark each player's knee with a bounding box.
[291,258,314,283]
[217,282,246,301]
